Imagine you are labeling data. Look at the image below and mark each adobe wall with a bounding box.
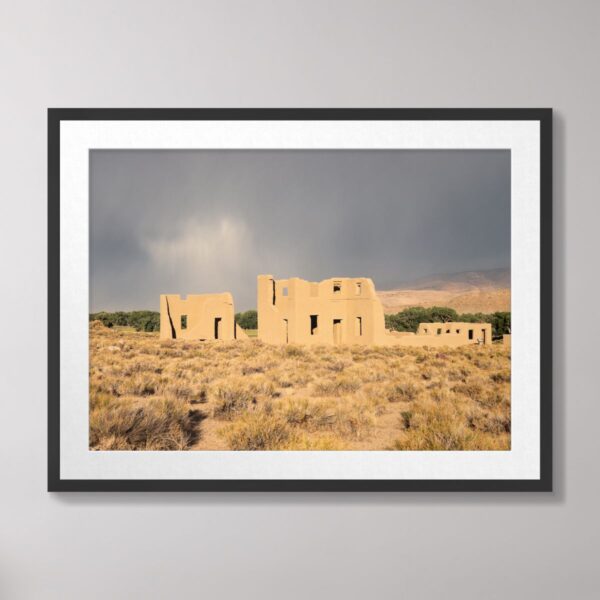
[160,293,241,341]
[415,322,493,346]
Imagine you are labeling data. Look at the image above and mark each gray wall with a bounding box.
[0,1,596,598]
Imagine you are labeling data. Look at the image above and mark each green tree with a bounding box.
[235,310,258,330]
[457,311,511,339]
[89,310,160,332]
[385,306,458,332]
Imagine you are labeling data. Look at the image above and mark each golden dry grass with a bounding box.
[89,320,511,451]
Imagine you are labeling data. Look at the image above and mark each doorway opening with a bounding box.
[310,314,318,335]
[333,319,342,345]
[214,317,222,339]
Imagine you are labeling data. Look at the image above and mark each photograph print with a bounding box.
[89,149,512,452]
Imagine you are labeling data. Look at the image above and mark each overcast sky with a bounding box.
[90,149,510,312]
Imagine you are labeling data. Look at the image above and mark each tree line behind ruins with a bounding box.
[89,307,511,340]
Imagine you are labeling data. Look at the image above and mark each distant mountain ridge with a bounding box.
[377,268,511,314]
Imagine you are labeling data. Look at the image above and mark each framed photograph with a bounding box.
[48,108,552,491]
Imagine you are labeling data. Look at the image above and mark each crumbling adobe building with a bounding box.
[159,293,247,341]
[257,275,492,347]
[258,274,392,345]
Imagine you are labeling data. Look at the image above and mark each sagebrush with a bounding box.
[89,321,511,451]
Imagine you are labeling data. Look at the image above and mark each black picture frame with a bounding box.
[48,108,552,492]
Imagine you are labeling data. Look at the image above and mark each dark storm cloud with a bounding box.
[90,150,510,312]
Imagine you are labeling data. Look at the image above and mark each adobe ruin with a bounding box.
[159,293,247,341]
[159,275,492,347]
[258,274,391,345]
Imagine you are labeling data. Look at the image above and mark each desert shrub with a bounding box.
[282,345,306,358]
[385,381,418,402]
[477,388,508,409]
[222,413,293,450]
[430,387,453,403]
[241,362,265,375]
[211,384,255,419]
[447,367,470,382]
[333,403,374,440]
[246,375,279,398]
[490,370,511,383]
[326,358,352,372]
[284,398,317,425]
[121,358,163,376]
[272,374,294,388]
[390,403,474,450]
[163,381,206,403]
[283,399,333,430]
[452,381,484,400]
[400,410,413,429]
[467,410,511,435]
[312,375,361,397]
[119,373,159,396]
[282,397,373,441]
[348,359,390,383]
[391,400,509,451]
[89,393,197,450]
[290,434,347,450]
